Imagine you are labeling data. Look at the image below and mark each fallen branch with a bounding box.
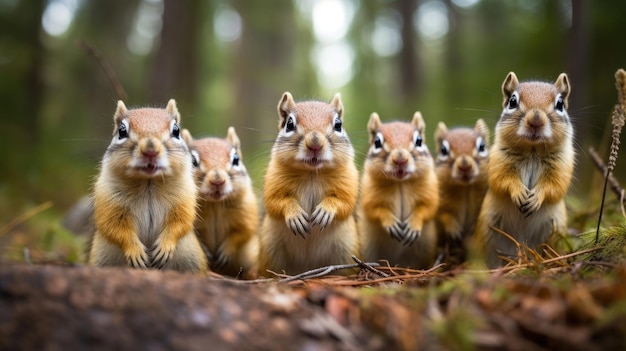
[351,255,389,278]
[278,261,381,283]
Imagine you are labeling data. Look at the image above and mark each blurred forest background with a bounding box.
[1,0,625,262]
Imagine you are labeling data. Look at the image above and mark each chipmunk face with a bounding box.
[366,112,432,181]
[274,92,354,170]
[106,100,190,179]
[498,72,572,149]
[185,127,249,202]
[435,119,489,185]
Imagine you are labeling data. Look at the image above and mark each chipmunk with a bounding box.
[182,127,259,278]
[474,72,574,268]
[434,119,490,264]
[89,100,208,273]
[357,112,439,269]
[257,92,360,276]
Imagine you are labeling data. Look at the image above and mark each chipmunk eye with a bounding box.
[118,122,128,139]
[373,133,383,149]
[507,93,519,110]
[285,116,295,132]
[555,94,564,112]
[232,152,240,167]
[414,134,423,148]
[334,117,342,132]
[440,140,450,157]
[172,123,181,139]
[191,150,200,168]
[476,137,487,154]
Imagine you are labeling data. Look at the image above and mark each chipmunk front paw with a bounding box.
[311,205,335,231]
[125,242,149,268]
[519,189,542,217]
[402,227,421,246]
[286,207,310,238]
[211,248,229,270]
[150,239,175,269]
[386,220,407,242]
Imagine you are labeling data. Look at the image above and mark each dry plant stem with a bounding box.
[589,147,625,205]
[278,261,381,283]
[351,255,389,277]
[79,41,128,101]
[595,68,626,243]
[0,201,53,237]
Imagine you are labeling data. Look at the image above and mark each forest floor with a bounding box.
[2,227,626,351]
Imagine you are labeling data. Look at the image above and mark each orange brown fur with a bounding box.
[258,92,360,276]
[357,112,439,269]
[89,100,207,273]
[184,127,259,278]
[474,72,574,268]
[434,119,490,262]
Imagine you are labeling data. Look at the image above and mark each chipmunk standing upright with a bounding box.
[358,112,439,269]
[183,127,259,278]
[434,119,490,263]
[474,72,574,268]
[257,92,360,276]
[89,100,207,273]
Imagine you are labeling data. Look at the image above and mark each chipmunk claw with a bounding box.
[287,211,310,238]
[150,242,174,269]
[126,243,149,269]
[403,228,421,246]
[212,249,229,270]
[387,221,407,242]
[522,190,542,217]
[127,251,149,269]
[311,206,334,231]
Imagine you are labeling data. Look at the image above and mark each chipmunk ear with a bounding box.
[412,111,425,134]
[555,73,570,106]
[474,118,490,145]
[113,100,128,129]
[367,112,382,144]
[166,99,181,124]
[330,93,343,119]
[227,126,242,157]
[502,72,519,106]
[435,121,448,144]
[278,92,296,130]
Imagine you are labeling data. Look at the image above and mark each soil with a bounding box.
[1,263,625,351]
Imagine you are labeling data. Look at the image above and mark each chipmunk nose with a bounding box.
[528,111,545,128]
[306,132,323,152]
[393,151,408,166]
[141,138,161,157]
[457,157,472,171]
[210,179,225,186]
[394,158,408,166]
[142,149,158,158]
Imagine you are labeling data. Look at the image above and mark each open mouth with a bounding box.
[138,163,160,175]
[200,190,227,201]
[391,169,409,180]
[304,158,325,168]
